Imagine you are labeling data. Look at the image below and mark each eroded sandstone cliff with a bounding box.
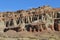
[0,5,60,32]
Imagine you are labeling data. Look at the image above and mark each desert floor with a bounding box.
[0,30,60,40]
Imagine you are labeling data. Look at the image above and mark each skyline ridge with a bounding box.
[0,0,60,12]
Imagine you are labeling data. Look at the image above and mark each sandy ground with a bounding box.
[0,30,60,40]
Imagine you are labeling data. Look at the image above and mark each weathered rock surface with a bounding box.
[0,5,60,40]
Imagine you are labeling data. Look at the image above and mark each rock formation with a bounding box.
[0,5,60,32]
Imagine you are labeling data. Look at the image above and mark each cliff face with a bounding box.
[0,5,60,32]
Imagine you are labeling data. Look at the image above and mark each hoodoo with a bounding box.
[0,5,60,32]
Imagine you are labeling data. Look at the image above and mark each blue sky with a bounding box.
[0,0,60,12]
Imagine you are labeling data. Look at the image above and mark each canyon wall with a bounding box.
[0,5,60,32]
